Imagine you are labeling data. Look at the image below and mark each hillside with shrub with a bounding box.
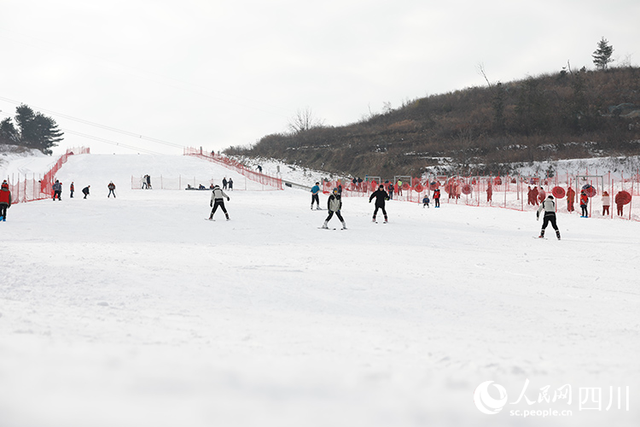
[226,66,640,177]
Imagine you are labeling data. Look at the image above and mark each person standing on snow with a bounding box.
[70,182,75,198]
[0,180,12,221]
[537,195,561,240]
[107,182,116,198]
[310,182,321,210]
[369,184,389,223]
[52,180,62,201]
[422,194,430,208]
[209,184,230,220]
[601,191,611,216]
[386,181,394,200]
[321,188,346,229]
[531,186,539,205]
[228,177,234,191]
[566,187,575,212]
[82,185,90,199]
[433,188,441,208]
[579,190,589,217]
[615,191,625,217]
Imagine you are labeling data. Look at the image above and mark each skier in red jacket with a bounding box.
[0,180,12,221]
[579,191,589,217]
[433,188,441,208]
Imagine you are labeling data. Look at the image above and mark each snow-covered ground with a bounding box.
[1,153,639,427]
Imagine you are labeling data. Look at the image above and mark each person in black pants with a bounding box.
[369,184,389,223]
[209,185,230,220]
[107,182,116,198]
[433,188,441,208]
[537,195,561,240]
[310,182,320,209]
[321,188,346,229]
[0,180,11,221]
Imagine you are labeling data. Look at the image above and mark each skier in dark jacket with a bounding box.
[537,195,561,240]
[209,185,230,220]
[107,182,116,198]
[52,180,62,201]
[82,185,90,199]
[321,188,346,229]
[369,184,389,223]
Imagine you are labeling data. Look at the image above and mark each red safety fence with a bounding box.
[322,171,640,222]
[183,147,283,190]
[4,147,90,204]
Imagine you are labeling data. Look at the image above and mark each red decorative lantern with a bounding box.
[552,186,565,199]
[616,191,632,205]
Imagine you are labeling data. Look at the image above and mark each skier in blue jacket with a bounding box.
[311,182,320,210]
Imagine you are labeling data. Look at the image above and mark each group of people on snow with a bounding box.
[50,180,92,201]
[222,177,234,191]
[311,183,445,229]
[141,175,152,189]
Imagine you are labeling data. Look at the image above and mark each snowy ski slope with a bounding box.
[1,154,639,427]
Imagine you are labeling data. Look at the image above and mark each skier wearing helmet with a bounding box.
[321,188,346,230]
[536,195,561,240]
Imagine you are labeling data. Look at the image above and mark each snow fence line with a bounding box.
[3,147,90,204]
[182,147,283,191]
[321,172,640,222]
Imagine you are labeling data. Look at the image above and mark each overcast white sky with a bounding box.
[1,0,638,156]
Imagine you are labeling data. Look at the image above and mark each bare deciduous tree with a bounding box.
[288,107,324,134]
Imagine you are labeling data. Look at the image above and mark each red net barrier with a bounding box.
[184,147,283,190]
[6,147,90,204]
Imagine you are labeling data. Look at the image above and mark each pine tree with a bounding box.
[592,37,614,70]
[0,118,20,145]
[13,104,64,154]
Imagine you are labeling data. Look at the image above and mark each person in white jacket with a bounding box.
[322,188,346,229]
[209,185,230,220]
[537,195,561,240]
[601,191,611,216]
